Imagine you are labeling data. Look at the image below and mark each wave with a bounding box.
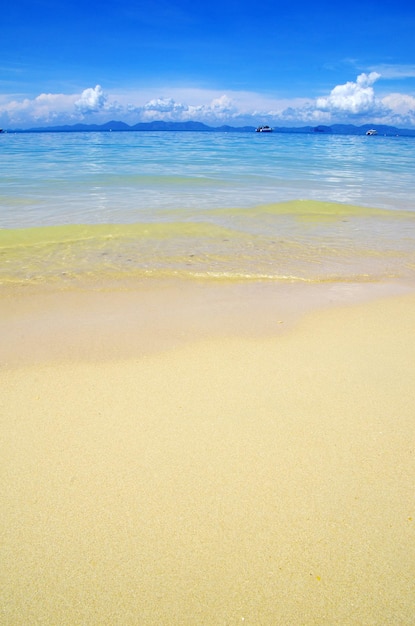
[1,201,414,288]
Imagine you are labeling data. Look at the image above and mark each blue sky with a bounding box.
[2,0,415,128]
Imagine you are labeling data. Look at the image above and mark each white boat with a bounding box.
[256,125,273,133]
[366,129,378,135]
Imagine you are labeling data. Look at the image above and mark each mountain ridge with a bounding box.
[7,120,415,136]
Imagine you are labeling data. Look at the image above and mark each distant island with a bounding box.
[5,120,415,136]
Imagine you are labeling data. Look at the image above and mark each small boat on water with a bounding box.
[366,129,378,135]
[256,125,273,133]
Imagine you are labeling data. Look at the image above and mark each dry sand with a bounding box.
[1,281,415,625]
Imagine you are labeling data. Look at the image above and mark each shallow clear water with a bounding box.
[1,131,415,286]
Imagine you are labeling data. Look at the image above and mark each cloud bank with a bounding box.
[1,74,415,129]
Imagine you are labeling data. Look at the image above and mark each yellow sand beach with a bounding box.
[1,281,415,625]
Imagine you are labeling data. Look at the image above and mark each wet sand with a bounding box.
[1,281,415,625]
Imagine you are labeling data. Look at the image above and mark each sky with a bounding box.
[1,0,415,129]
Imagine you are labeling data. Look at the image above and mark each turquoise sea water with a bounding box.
[1,130,415,286]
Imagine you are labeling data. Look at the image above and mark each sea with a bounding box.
[1,130,415,288]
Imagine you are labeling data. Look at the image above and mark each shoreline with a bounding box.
[1,279,415,624]
[1,278,413,368]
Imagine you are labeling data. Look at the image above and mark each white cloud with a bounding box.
[381,93,415,115]
[312,72,415,126]
[0,92,78,126]
[0,85,125,127]
[139,94,239,123]
[143,97,188,113]
[184,95,238,123]
[316,72,381,115]
[2,74,415,129]
[378,93,415,127]
[205,95,237,116]
[75,85,108,113]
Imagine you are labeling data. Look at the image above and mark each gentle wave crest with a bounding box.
[1,200,415,287]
